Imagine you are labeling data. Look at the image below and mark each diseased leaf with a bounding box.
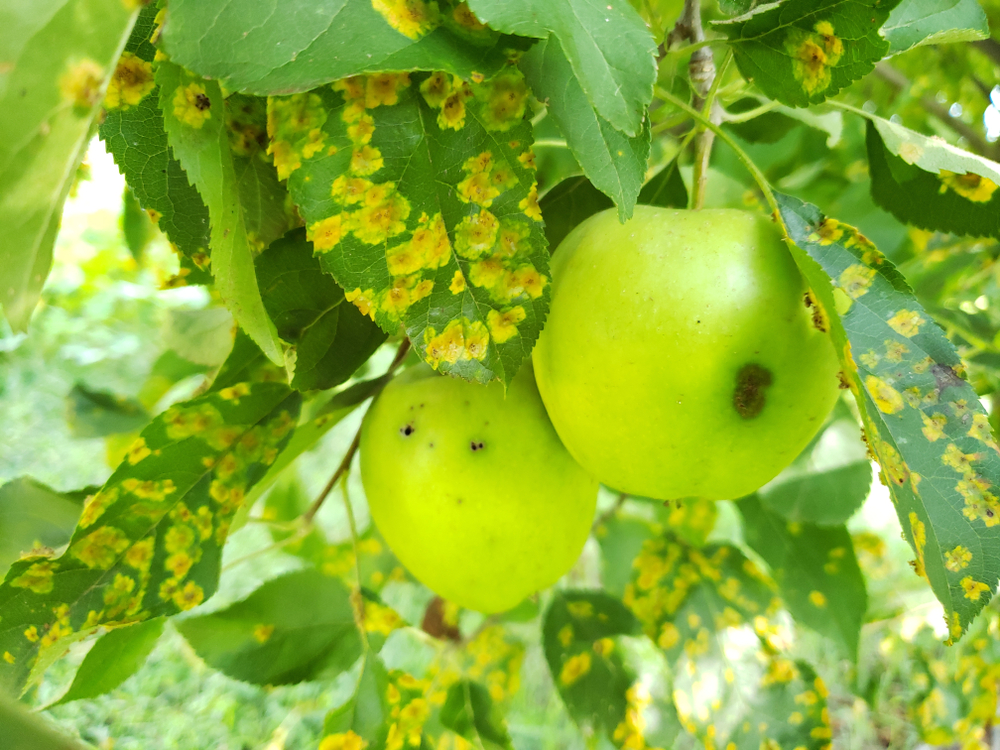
[0,0,137,330]
[67,384,150,439]
[757,400,873,526]
[54,617,165,704]
[256,230,387,392]
[0,479,87,575]
[156,61,284,364]
[520,37,650,220]
[539,176,613,252]
[176,569,361,685]
[715,0,902,108]
[882,0,989,55]
[0,382,301,694]
[467,0,656,137]
[440,680,513,750]
[542,590,641,745]
[738,496,867,659]
[723,658,832,750]
[98,4,212,287]
[866,117,1000,240]
[273,70,549,384]
[778,192,1000,641]
[161,0,525,96]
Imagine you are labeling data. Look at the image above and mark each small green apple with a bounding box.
[359,364,598,613]
[532,206,840,501]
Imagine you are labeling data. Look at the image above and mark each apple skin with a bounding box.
[359,363,598,613]
[532,206,840,501]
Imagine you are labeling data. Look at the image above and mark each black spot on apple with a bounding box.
[733,363,773,419]
[470,441,485,451]
[400,423,415,436]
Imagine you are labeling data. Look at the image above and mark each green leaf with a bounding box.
[756,400,873,526]
[637,157,689,210]
[467,0,656,137]
[274,70,549,384]
[207,331,283,395]
[722,658,832,750]
[122,187,155,262]
[714,0,902,108]
[98,3,213,287]
[0,382,301,694]
[865,117,1000,240]
[156,61,284,365]
[0,0,137,330]
[0,691,89,750]
[53,617,165,705]
[542,590,641,743]
[322,652,392,747]
[0,479,86,575]
[778,192,1000,642]
[161,0,524,96]
[440,680,513,750]
[67,384,151,439]
[176,569,362,685]
[738,496,867,659]
[539,176,613,252]
[520,37,650,220]
[882,0,989,55]
[256,229,387,392]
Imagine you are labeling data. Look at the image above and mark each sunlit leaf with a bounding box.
[67,384,150,439]
[0,0,137,330]
[882,0,989,55]
[779,192,1000,641]
[0,479,87,575]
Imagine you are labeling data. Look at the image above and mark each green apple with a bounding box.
[359,363,598,613]
[532,206,840,501]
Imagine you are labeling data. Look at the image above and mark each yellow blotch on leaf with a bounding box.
[253,624,275,643]
[419,72,450,108]
[455,210,499,259]
[3,652,14,664]
[60,58,105,109]
[487,306,525,344]
[458,171,500,208]
[309,214,345,253]
[785,20,844,96]
[346,288,377,319]
[809,218,844,246]
[961,576,990,601]
[378,275,433,320]
[808,590,827,608]
[452,3,486,31]
[477,70,528,131]
[938,170,998,203]
[174,581,205,611]
[352,184,410,244]
[519,183,542,222]
[968,413,1000,453]
[469,255,505,290]
[657,622,680,650]
[173,83,212,129]
[839,264,876,299]
[350,145,385,177]
[887,309,924,337]
[71,526,131,570]
[104,52,154,109]
[11,561,57,594]
[388,213,450,274]
[365,73,411,108]
[449,270,466,295]
[866,375,904,414]
[921,412,947,442]
[319,731,368,750]
[559,652,592,686]
[371,0,439,40]
[332,176,374,205]
[423,319,490,368]
[558,624,573,647]
[566,600,593,618]
[944,545,972,572]
[593,637,614,657]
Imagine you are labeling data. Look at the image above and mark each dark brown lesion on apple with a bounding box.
[733,363,773,419]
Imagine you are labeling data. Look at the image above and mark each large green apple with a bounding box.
[532,206,840,501]
[359,364,598,613]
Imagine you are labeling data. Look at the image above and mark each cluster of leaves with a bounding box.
[3,0,1000,748]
